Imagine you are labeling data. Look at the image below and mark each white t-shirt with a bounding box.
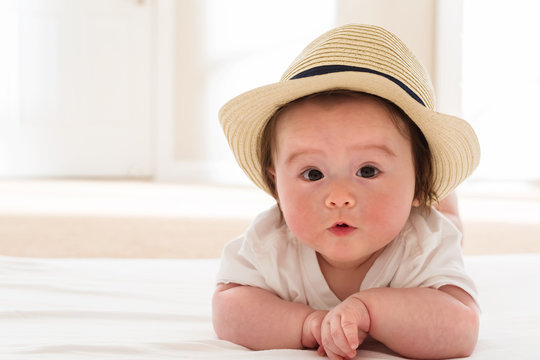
[216,205,478,310]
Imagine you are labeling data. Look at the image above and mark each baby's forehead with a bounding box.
[275,92,410,136]
[281,91,374,111]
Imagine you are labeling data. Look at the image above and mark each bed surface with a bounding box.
[1,254,539,359]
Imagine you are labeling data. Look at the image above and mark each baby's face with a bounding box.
[271,96,417,269]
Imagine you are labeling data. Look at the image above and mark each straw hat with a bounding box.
[219,24,480,202]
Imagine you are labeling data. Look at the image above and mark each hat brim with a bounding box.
[219,71,480,203]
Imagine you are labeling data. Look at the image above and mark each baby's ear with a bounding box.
[264,166,279,201]
[412,198,421,207]
[267,167,276,180]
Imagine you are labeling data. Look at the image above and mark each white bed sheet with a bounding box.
[1,254,539,359]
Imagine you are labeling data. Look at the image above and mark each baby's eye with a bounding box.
[356,166,379,178]
[301,168,324,181]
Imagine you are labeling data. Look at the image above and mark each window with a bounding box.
[462,0,540,184]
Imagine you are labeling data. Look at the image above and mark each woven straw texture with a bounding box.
[219,24,480,203]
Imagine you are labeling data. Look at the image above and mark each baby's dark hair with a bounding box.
[259,90,437,210]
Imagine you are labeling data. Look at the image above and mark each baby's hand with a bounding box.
[302,310,328,352]
[320,296,370,360]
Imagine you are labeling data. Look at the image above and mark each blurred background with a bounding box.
[0,0,538,257]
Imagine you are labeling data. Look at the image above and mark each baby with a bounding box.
[213,24,480,360]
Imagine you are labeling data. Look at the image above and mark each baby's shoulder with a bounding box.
[395,208,462,257]
[243,204,298,257]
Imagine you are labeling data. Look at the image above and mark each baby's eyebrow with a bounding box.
[283,149,324,165]
[282,144,397,165]
[352,144,397,158]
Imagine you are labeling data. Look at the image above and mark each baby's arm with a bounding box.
[212,283,326,350]
[321,285,479,360]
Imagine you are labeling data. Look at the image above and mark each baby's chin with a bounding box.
[315,249,379,270]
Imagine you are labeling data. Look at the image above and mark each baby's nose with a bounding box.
[324,184,356,208]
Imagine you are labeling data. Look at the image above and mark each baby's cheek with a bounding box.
[282,208,306,235]
[364,195,411,236]
[282,202,318,239]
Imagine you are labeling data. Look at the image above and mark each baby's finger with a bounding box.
[341,311,360,351]
[321,316,345,358]
[311,317,323,347]
[325,348,347,360]
[330,315,356,358]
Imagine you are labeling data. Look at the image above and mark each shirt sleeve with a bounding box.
[214,205,290,296]
[215,236,268,288]
[214,205,312,305]
[388,209,479,305]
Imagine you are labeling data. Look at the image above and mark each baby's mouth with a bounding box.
[329,222,356,236]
